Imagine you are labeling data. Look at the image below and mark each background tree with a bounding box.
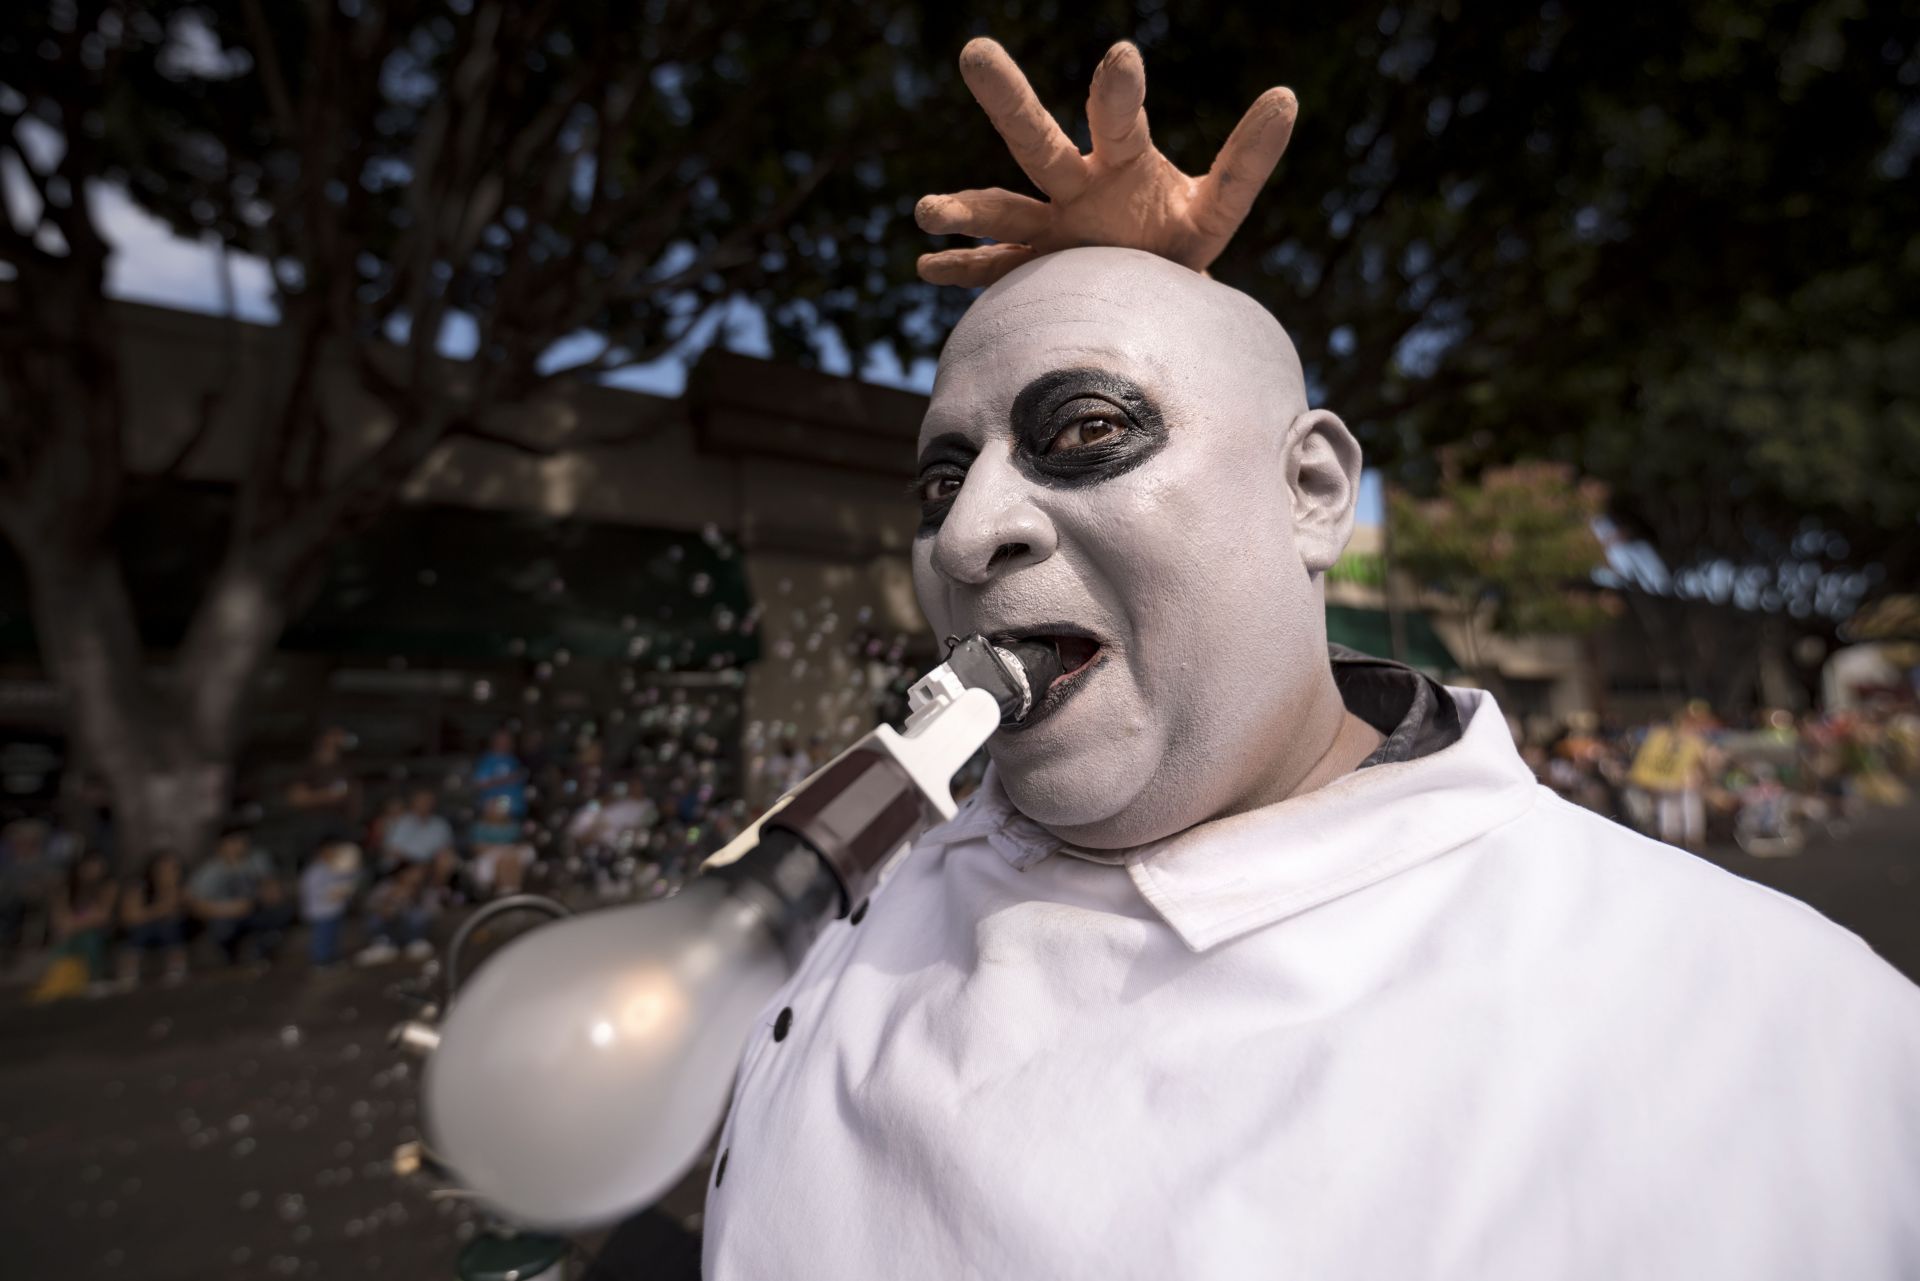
[896,0,1918,697]
[3,0,1914,853]
[1389,460,1614,687]
[0,0,922,861]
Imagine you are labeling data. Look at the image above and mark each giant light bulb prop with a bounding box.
[419,636,1060,1229]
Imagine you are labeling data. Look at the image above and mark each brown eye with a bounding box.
[919,475,961,503]
[1045,414,1124,455]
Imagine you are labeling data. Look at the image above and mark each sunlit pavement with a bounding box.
[4,803,1915,1280]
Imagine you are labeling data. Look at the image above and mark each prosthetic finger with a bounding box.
[1191,86,1298,259]
[916,244,1039,287]
[916,189,1054,244]
[957,38,1090,202]
[1087,41,1152,167]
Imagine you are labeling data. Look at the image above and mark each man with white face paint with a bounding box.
[908,247,1388,851]
[701,43,1920,1281]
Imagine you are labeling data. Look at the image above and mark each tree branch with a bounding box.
[445,415,673,458]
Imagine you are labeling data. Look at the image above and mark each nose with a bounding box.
[930,448,1059,586]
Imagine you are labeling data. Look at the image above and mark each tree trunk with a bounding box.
[96,752,232,868]
[20,542,286,867]
[1458,603,1512,705]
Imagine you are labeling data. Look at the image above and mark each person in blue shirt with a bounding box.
[471,728,528,819]
[299,841,362,968]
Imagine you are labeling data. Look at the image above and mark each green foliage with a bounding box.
[1390,460,1615,639]
[891,0,1920,606]
[4,0,1914,591]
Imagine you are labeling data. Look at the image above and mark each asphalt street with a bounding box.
[3,802,1914,1280]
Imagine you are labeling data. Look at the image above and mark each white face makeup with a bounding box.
[912,247,1363,850]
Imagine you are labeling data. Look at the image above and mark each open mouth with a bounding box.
[990,624,1107,729]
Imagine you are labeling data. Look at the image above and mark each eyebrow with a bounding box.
[914,432,978,474]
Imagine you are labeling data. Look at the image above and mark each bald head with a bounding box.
[935,247,1311,431]
[910,245,1362,849]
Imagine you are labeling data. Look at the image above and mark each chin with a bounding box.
[988,709,1163,849]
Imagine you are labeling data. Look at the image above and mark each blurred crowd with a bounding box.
[1520,699,1920,857]
[4,687,1916,1001]
[0,721,799,1000]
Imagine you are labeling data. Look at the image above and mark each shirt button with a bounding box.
[773,1007,793,1042]
[849,898,869,925]
[714,1148,729,1187]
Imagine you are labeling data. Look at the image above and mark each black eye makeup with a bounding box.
[909,432,977,535]
[1009,367,1169,486]
[908,368,1170,537]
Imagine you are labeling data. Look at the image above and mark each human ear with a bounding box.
[1284,408,1362,575]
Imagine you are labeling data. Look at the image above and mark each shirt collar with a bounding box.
[1329,644,1464,768]
[919,685,1538,953]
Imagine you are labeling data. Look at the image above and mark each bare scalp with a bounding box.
[937,247,1309,423]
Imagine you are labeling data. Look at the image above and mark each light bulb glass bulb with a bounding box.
[424,879,789,1228]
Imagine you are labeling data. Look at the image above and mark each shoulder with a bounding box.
[1493,790,1916,1007]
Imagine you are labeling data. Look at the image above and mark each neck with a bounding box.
[1228,670,1383,817]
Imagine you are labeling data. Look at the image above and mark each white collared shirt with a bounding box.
[703,689,1920,1279]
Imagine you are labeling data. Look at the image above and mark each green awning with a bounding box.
[1325,604,1457,675]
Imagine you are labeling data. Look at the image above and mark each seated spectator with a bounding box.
[380,787,458,887]
[186,827,292,965]
[472,728,529,819]
[285,726,361,847]
[300,841,362,969]
[467,794,534,897]
[0,818,69,958]
[356,861,435,966]
[365,794,406,857]
[566,779,656,850]
[47,849,117,991]
[119,849,189,986]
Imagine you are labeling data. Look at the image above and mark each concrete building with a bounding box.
[0,302,936,808]
[0,300,1531,808]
